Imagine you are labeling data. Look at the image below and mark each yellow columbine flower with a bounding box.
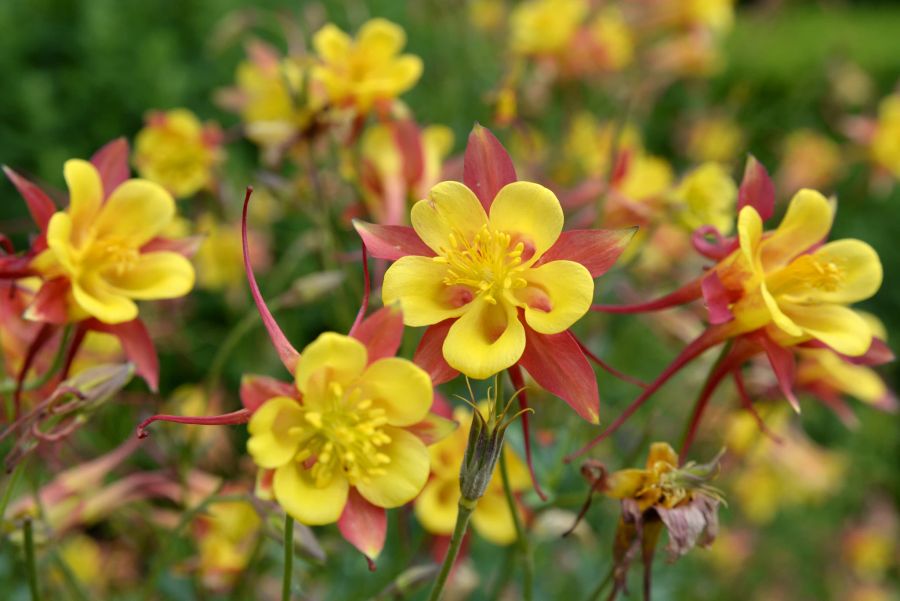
[670,162,737,234]
[685,116,743,164]
[196,500,261,589]
[588,9,634,71]
[133,108,223,198]
[723,189,883,356]
[415,406,529,545]
[382,181,595,379]
[509,0,587,56]
[246,332,433,525]
[30,160,195,324]
[870,93,900,178]
[779,129,842,192]
[310,19,423,114]
[194,213,248,292]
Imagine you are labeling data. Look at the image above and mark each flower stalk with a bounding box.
[500,450,533,601]
[426,500,474,601]
[282,514,294,601]
[24,517,40,601]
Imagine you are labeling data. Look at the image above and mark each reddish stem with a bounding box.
[573,336,649,389]
[565,324,730,463]
[349,242,370,337]
[136,408,252,439]
[591,278,703,314]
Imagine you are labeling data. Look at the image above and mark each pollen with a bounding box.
[435,225,528,304]
[97,238,140,277]
[296,384,392,488]
[794,255,845,292]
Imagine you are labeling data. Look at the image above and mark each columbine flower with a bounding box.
[869,93,900,180]
[310,19,423,115]
[669,162,737,234]
[356,125,634,425]
[28,154,195,325]
[573,157,885,461]
[246,331,433,525]
[358,119,454,225]
[194,499,261,591]
[133,108,224,198]
[575,442,723,600]
[137,188,454,565]
[777,129,842,193]
[415,405,530,546]
[217,40,309,155]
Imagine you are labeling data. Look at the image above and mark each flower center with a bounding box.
[292,381,392,487]
[435,225,528,305]
[791,254,844,292]
[97,238,140,277]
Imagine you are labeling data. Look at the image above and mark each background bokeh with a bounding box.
[0,1,898,600]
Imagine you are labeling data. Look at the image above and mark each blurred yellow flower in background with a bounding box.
[311,19,423,114]
[778,129,842,193]
[415,405,529,545]
[196,500,261,590]
[670,162,737,234]
[685,116,743,164]
[870,93,900,179]
[134,108,223,198]
[509,0,587,56]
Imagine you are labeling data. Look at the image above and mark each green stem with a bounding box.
[282,514,294,601]
[0,462,24,520]
[24,518,40,601]
[426,499,475,601]
[585,566,614,601]
[500,451,533,601]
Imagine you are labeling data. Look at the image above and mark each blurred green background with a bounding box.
[0,1,898,600]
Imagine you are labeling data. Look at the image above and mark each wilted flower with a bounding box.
[577,442,723,600]
[310,18,423,114]
[415,404,530,545]
[133,108,224,198]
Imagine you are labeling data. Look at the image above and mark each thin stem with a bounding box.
[282,514,294,601]
[500,450,533,601]
[0,326,73,395]
[24,518,40,601]
[0,462,24,520]
[426,500,474,601]
[585,567,614,601]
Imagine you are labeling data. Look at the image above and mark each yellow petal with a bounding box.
[94,180,176,246]
[413,478,459,536]
[247,396,305,469]
[71,273,138,324]
[443,298,525,379]
[45,213,75,273]
[646,442,678,468]
[489,182,563,262]
[313,23,351,63]
[782,303,872,356]
[103,251,195,300]
[761,189,833,269]
[802,240,881,304]
[761,284,803,337]
[355,427,429,508]
[384,55,423,93]
[737,205,763,271]
[64,159,103,236]
[273,462,348,525]
[605,468,647,499]
[295,333,367,395]
[357,18,405,62]
[359,358,433,427]
[517,260,593,334]
[471,491,518,545]
[799,349,887,404]
[411,181,488,255]
[382,256,468,326]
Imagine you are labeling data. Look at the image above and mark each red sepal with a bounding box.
[142,236,204,258]
[352,221,433,260]
[338,489,387,570]
[242,187,300,373]
[463,123,517,211]
[240,374,298,412]
[701,272,734,325]
[518,327,599,424]
[754,332,799,413]
[3,166,56,232]
[26,278,70,324]
[536,228,636,277]
[737,155,775,222]
[508,363,548,501]
[89,318,159,392]
[90,138,130,196]
[413,320,459,385]
[351,306,405,364]
[394,119,425,186]
[407,412,458,445]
